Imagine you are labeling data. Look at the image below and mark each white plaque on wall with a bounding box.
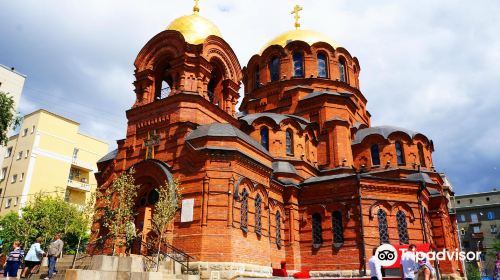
[181,198,194,223]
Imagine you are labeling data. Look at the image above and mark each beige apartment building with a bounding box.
[0,109,109,214]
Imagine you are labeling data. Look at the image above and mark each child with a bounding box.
[3,241,24,278]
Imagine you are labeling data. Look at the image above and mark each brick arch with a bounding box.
[134,30,187,72]
[284,41,314,55]
[232,176,257,200]
[391,202,416,222]
[202,35,242,82]
[368,201,392,220]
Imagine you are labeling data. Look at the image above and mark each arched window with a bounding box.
[270,56,280,82]
[305,135,310,160]
[286,129,294,156]
[339,58,347,82]
[255,194,262,235]
[276,211,282,246]
[317,53,328,78]
[332,211,344,243]
[260,127,269,150]
[254,66,260,89]
[371,144,380,166]
[207,62,223,106]
[395,141,405,165]
[418,143,426,167]
[240,189,249,232]
[396,210,409,244]
[377,209,389,244]
[312,213,323,246]
[156,64,173,100]
[293,52,304,77]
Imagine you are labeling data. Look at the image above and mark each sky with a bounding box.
[1,0,499,195]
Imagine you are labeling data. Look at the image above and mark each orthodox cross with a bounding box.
[144,130,160,159]
[193,0,200,14]
[291,5,303,30]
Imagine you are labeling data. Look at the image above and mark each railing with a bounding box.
[72,234,195,274]
[471,232,484,239]
[67,179,91,192]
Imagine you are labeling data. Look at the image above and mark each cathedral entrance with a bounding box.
[128,159,174,255]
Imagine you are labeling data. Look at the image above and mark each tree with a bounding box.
[151,179,182,270]
[100,169,139,255]
[466,262,481,280]
[0,193,89,253]
[0,91,21,145]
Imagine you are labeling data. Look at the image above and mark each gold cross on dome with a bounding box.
[193,0,200,14]
[144,130,160,159]
[291,5,303,30]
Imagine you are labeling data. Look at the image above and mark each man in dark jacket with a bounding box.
[44,233,63,280]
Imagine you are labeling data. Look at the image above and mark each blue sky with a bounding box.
[1,0,499,195]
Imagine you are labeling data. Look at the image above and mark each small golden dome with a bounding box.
[260,29,340,54]
[167,13,222,45]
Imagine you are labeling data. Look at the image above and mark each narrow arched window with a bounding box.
[371,144,380,166]
[156,64,173,100]
[293,52,304,77]
[396,210,409,244]
[260,127,269,150]
[418,143,426,167]
[312,213,323,246]
[159,80,171,99]
[332,211,344,243]
[240,189,249,232]
[377,209,389,244]
[285,129,294,156]
[270,56,280,82]
[395,141,405,165]
[305,135,310,160]
[339,58,347,82]
[255,194,262,236]
[254,66,260,89]
[276,211,282,246]
[317,53,328,78]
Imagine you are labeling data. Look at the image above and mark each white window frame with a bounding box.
[5,147,12,158]
[0,168,6,180]
[17,151,23,160]
[31,125,35,134]
[11,174,17,183]
[473,225,481,233]
[471,213,479,223]
[25,150,29,158]
[13,197,18,206]
[5,198,11,208]
[491,225,497,234]
[20,173,24,182]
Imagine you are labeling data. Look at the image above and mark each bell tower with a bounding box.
[132,0,242,117]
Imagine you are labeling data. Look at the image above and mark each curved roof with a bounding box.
[167,13,222,45]
[185,123,270,156]
[260,29,339,54]
[240,112,310,130]
[352,125,429,145]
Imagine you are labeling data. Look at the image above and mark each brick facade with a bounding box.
[90,20,462,278]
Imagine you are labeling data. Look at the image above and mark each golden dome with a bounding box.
[260,29,340,54]
[167,13,222,45]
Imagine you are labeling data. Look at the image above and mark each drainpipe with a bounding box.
[355,171,366,276]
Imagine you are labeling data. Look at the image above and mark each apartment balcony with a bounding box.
[67,179,91,192]
[71,157,94,171]
[471,232,484,239]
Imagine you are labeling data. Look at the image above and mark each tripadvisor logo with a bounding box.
[376,244,398,266]
[375,244,482,266]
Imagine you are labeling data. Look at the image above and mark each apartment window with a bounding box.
[31,125,35,134]
[491,225,498,234]
[25,150,29,158]
[457,200,460,204]
[17,151,23,160]
[471,213,479,223]
[23,128,28,136]
[72,148,79,160]
[487,211,495,220]
[11,174,17,183]
[473,226,481,233]
[486,197,490,201]
[5,147,12,158]
[460,228,465,235]
[0,168,6,180]
[13,197,18,206]
[5,198,12,208]
[469,199,473,203]
[20,173,24,182]
[459,214,466,222]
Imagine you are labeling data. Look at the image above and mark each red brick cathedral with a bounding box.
[93,3,462,279]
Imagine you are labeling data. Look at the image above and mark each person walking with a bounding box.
[416,257,436,280]
[20,237,45,278]
[3,241,24,278]
[44,233,63,280]
[369,247,383,280]
[401,244,418,280]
